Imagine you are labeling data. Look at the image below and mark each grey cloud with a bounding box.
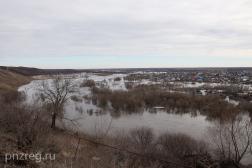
[0,0,252,60]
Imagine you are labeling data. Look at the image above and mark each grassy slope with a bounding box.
[0,69,31,92]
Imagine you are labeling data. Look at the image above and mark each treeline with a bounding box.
[91,85,240,120]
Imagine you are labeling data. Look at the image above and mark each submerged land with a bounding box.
[1,66,252,168]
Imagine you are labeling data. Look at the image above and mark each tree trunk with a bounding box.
[51,112,56,128]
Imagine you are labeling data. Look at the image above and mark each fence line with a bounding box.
[66,131,195,168]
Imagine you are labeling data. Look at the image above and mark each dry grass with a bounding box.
[0,69,31,92]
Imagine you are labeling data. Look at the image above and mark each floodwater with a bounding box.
[18,75,212,140]
[18,74,252,165]
[65,103,212,140]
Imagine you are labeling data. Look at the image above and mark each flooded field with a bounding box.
[18,73,252,165]
[19,76,208,135]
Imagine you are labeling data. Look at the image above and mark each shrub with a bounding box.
[157,133,207,161]
[0,102,50,150]
[114,77,121,81]
[80,80,96,87]
[71,95,83,102]
[129,127,156,154]
[0,90,25,104]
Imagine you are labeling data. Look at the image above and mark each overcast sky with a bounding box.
[0,0,252,68]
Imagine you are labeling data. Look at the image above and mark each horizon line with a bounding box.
[1,65,252,70]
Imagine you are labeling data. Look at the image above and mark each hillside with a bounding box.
[0,69,31,92]
[0,66,88,76]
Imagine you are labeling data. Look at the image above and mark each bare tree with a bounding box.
[209,114,252,166]
[39,76,73,128]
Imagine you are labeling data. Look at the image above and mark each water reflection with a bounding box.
[64,101,213,141]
